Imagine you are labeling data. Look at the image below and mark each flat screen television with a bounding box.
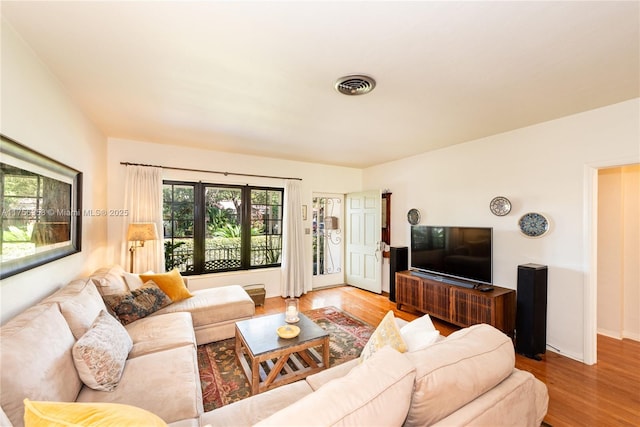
[410,226,492,285]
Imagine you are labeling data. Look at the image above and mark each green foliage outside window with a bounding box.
[163,181,283,274]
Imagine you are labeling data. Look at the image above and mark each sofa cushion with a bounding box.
[140,269,193,302]
[57,279,109,339]
[23,399,167,427]
[255,346,416,427]
[91,265,129,296]
[103,281,173,325]
[403,323,516,427]
[76,345,203,424]
[359,310,407,362]
[0,304,82,427]
[151,285,255,328]
[73,310,133,391]
[400,314,441,352]
[125,312,196,358]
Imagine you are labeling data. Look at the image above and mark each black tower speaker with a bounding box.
[516,263,548,360]
[389,247,408,302]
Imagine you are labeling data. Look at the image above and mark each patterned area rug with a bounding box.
[197,306,374,412]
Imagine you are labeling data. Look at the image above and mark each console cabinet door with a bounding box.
[450,288,516,336]
[396,273,422,311]
[422,280,450,320]
[450,289,493,327]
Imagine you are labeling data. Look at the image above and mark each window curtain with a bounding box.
[121,165,165,273]
[281,179,309,297]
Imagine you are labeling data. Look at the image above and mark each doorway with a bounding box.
[585,160,639,365]
[311,193,344,289]
[597,165,639,340]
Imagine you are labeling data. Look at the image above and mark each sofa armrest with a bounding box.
[431,369,548,427]
[199,380,313,426]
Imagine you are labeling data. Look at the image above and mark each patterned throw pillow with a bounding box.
[103,281,172,325]
[359,310,407,362]
[72,310,133,391]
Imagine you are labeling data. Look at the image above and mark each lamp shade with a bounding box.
[127,222,159,242]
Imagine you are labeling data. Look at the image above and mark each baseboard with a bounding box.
[597,328,640,342]
[597,328,623,340]
[545,343,584,363]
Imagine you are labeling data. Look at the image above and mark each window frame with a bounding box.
[163,180,283,275]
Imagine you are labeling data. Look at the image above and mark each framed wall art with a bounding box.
[0,134,82,279]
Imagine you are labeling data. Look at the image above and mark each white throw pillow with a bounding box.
[59,279,109,340]
[122,272,145,290]
[72,310,133,391]
[400,314,441,352]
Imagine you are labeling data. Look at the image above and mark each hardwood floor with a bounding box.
[257,285,640,426]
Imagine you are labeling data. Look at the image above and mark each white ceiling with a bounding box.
[2,1,638,168]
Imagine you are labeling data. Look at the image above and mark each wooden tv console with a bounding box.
[395,271,516,336]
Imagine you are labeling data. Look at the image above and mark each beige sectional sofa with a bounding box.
[1,264,548,426]
[201,323,549,427]
[0,265,254,427]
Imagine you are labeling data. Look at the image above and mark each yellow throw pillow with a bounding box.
[23,399,167,427]
[139,269,193,302]
[359,310,407,362]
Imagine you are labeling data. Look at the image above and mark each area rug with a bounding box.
[197,306,374,412]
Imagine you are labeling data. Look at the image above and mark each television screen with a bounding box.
[410,226,492,285]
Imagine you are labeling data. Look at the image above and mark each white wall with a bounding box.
[363,98,640,362]
[106,138,362,297]
[0,21,108,323]
[598,165,640,341]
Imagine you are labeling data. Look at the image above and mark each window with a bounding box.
[163,181,283,274]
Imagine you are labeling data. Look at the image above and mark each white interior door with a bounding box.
[345,190,382,293]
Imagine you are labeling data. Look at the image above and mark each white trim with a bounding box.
[583,165,598,365]
[597,328,623,340]
[546,344,585,363]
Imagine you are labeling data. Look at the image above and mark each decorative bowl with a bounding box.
[276,325,300,339]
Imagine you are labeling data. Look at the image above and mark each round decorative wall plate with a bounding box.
[407,208,421,225]
[489,196,511,216]
[518,212,549,237]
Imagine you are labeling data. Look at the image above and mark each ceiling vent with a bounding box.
[334,75,376,96]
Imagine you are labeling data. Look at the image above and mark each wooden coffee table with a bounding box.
[235,312,330,395]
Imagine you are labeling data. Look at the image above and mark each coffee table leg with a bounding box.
[322,335,330,368]
[251,359,260,395]
[235,328,241,361]
[236,327,258,394]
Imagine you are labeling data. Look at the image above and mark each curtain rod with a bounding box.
[120,162,302,181]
